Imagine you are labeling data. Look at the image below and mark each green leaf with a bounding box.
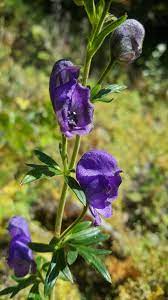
[92,84,127,100]
[34,149,59,168]
[70,232,110,246]
[0,286,16,296]
[10,276,35,298]
[83,0,96,25]
[21,167,56,184]
[78,247,111,283]
[65,227,101,244]
[69,221,92,234]
[44,249,73,296]
[29,242,54,253]
[75,245,111,256]
[95,0,105,21]
[67,249,78,265]
[35,256,48,270]
[91,84,101,99]
[91,14,127,55]
[65,176,87,206]
[28,284,42,300]
[44,251,60,296]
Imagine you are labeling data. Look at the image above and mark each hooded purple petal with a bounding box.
[49,59,94,138]
[76,150,122,225]
[8,216,30,239]
[7,216,36,277]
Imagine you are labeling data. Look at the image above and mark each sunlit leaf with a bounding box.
[65,176,87,206]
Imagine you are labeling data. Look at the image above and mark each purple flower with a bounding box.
[76,150,122,225]
[49,59,94,138]
[110,19,145,63]
[7,216,36,277]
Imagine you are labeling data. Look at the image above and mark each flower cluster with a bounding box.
[7,216,36,277]
[49,59,94,138]
[3,9,145,297]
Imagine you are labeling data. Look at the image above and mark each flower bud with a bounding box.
[110,19,145,63]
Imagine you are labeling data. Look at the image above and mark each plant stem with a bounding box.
[69,135,81,170]
[97,59,116,84]
[60,205,88,240]
[54,182,68,238]
[54,49,92,240]
[61,134,68,171]
[91,0,113,43]
[51,21,94,300]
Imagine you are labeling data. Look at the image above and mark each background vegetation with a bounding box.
[0,0,168,299]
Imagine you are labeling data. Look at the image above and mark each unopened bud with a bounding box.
[110,19,145,63]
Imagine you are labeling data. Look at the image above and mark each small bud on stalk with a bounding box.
[110,19,145,63]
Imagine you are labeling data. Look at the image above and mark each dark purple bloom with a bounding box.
[110,19,145,63]
[49,59,94,138]
[7,216,36,277]
[76,150,122,225]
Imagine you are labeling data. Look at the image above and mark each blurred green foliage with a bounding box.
[0,0,168,299]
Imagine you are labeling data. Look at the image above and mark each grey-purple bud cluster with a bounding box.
[110,19,145,63]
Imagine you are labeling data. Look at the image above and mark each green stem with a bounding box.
[97,58,116,84]
[54,182,68,238]
[61,134,68,171]
[54,49,92,239]
[69,135,81,170]
[60,205,88,240]
[91,0,113,43]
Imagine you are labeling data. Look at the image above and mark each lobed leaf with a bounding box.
[0,286,16,296]
[78,247,111,283]
[44,249,73,296]
[10,276,35,298]
[67,249,78,265]
[34,149,60,168]
[69,221,92,235]
[29,242,54,253]
[28,284,42,300]
[65,227,101,244]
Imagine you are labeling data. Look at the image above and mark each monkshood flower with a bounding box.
[7,216,36,277]
[49,59,94,138]
[110,19,145,63]
[76,150,122,225]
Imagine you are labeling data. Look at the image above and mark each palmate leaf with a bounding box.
[21,164,62,184]
[77,246,111,283]
[65,176,87,206]
[67,249,78,265]
[0,286,16,296]
[44,249,73,296]
[34,149,59,168]
[65,227,101,244]
[74,245,111,256]
[28,283,42,300]
[9,276,35,298]
[92,84,127,103]
[69,221,92,234]
[29,242,54,253]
